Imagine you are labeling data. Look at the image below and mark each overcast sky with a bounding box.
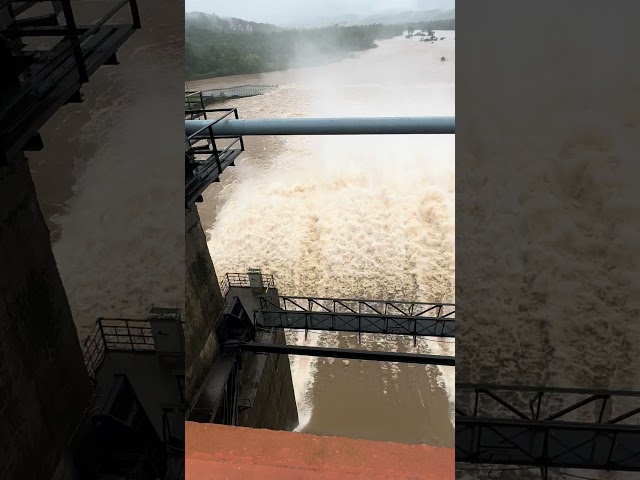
[185,0,454,26]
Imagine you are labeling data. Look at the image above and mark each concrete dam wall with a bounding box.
[185,206,298,430]
[0,152,92,480]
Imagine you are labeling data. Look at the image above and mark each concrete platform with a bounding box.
[186,422,454,479]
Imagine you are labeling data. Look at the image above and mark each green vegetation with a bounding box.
[185,13,454,79]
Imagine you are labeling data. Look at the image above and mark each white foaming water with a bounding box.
[203,36,455,439]
[288,330,322,431]
[51,88,184,339]
[47,50,184,339]
[208,132,455,429]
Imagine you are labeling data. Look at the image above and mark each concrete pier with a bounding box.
[185,206,298,430]
[0,153,91,480]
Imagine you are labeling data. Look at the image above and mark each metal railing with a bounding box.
[1,0,140,156]
[1,0,140,128]
[263,295,455,318]
[199,84,278,100]
[219,272,276,298]
[184,91,206,119]
[184,107,245,207]
[82,317,154,378]
[200,84,278,92]
[456,384,640,476]
[185,108,243,154]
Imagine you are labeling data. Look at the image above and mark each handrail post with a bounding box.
[60,0,88,83]
[98,318,107,350]
[129,0,141,29]
[208,125,222,173]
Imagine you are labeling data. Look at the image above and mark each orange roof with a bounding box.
[186,422,454,479]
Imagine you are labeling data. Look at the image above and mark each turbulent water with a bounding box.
[455,4,640,480]
[190,34,455,446]
[28,0,184,340]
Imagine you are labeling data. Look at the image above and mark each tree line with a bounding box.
[185,19,454,79]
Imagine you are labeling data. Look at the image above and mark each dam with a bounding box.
[183,91,456,477]
[2,2,639,479]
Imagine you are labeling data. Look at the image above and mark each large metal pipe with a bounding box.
[185,116,455,138]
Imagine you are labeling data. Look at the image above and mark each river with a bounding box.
[189,33,455,447]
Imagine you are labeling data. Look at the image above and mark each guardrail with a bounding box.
[456,384,640,475]
[261,295,455,318]
[82,318,155,378]
[185,91,206,119]
[184,107,245,207]
[219,272,276,298]
[1,0,140,142]
[200,84,278,92]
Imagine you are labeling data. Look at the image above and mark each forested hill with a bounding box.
[185,12,283,33]
[185,14,454,80]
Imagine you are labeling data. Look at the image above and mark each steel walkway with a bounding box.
[0,0,140,158]
[257,295,455,340]
[199,84,278,100]
[456,384,640,477]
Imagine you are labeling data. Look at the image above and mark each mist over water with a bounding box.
[197,34,455,445]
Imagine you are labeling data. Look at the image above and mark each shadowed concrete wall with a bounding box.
[0,153,91,480]
[226,287,299,431]
[185,206,225,403]
[238,329,299,431]
[186,209,298,430]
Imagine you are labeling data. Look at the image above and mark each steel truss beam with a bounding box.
[257,295,455,342]
[187,295,455,429]
[456,384,640,474]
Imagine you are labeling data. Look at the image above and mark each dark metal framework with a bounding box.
[185,90,205,119]
[184,106,244,207]
[82,312,185,378]
[200,84,278,101]
[0,0,140,158]
[220,272,276,298]
[456,384,640,478]
[81,374,168,479]
[235,341,455,366]
[82,317,155,378]
[187,297,253,425]
[188,295,455,428]
[161,404,186,454]
[257,295,455,343]
[185,86,278,112]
